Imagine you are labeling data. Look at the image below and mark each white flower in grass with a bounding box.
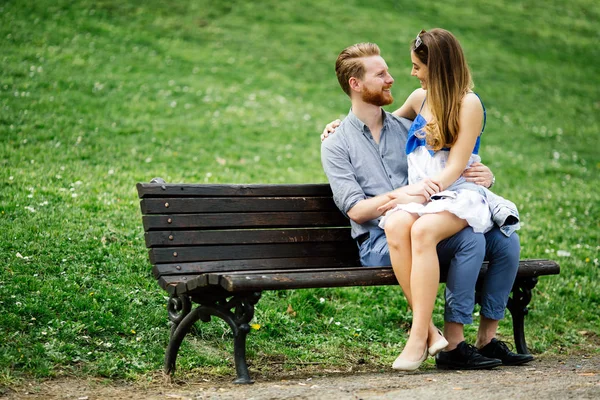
[319,298,325,303]
[557,250,571,257]
[16,252,31,260]
[24,206,36,213]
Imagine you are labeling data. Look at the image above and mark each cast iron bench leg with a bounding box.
[164,292,262,384]
[167,295,192,338]
[506,277,537,354]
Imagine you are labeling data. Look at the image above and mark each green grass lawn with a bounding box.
[1,0,598,383]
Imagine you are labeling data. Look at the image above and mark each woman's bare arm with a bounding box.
[432,93,484,190]
[392,88,425,120]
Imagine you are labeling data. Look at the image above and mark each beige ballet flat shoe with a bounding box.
[392,347,428,371]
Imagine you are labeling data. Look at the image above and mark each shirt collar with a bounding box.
[346,108,389,134]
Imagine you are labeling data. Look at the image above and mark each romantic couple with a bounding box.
[320,29,533,371]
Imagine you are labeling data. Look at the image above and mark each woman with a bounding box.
[379,28,494,371]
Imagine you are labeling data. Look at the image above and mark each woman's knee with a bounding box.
[384,211,414,246]
[409,218,441,253]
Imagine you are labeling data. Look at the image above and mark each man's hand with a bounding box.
[462,162,494,188]
[377,193,402,214]
[377,192,426,214]
[402,178,441,201]
[321,119,342,141]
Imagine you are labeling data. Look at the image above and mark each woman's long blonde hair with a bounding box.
[412,29,474,151]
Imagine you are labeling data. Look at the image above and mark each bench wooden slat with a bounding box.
[155,259,561,296]
[206,266,389,285]
[215,259,562,292]
[141,197,338,214]
[145,228,352,247]
[218,268,397,291]
[142,212,349,230]
[152,255,362,278]
[137,183,333,198]
[158,275,210,295]
[157,275,209,295]
[153,258,559,292]
[487,259,560,277]
[149,242,359,264]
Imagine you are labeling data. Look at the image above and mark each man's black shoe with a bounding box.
[478,338,534,366]
[435,341,502,370]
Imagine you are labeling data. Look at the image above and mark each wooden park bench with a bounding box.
[136,178,560,384]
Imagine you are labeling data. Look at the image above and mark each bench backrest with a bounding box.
[137,182,361,281]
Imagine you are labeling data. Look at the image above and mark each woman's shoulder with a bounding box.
[405,88,427,113]
[462,92,483,106]
[460,92,484,113]
[408,88,427,103]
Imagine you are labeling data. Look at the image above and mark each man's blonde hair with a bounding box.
[335,43,381,97]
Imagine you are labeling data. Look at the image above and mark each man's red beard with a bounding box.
[362,86,394,106]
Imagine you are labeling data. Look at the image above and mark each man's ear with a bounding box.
[349,77,361,92]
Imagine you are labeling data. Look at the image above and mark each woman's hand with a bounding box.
[402,178,441,201]
[321,119,342,141]
[462,162,494,188]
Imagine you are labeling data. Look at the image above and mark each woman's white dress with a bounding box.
[379,112,494,233]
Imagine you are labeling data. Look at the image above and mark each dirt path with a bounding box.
[2,354,599,399]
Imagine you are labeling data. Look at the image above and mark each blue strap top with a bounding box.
[406,93,487,156]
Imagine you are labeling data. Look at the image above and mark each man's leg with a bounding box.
[476,229,520,346]
[476,229,533,365]
[435,226,502,369]
[436,227,484,349]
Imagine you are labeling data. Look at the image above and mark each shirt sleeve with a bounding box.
[321,136,366,218]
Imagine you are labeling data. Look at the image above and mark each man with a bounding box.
[321,42,532,369]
